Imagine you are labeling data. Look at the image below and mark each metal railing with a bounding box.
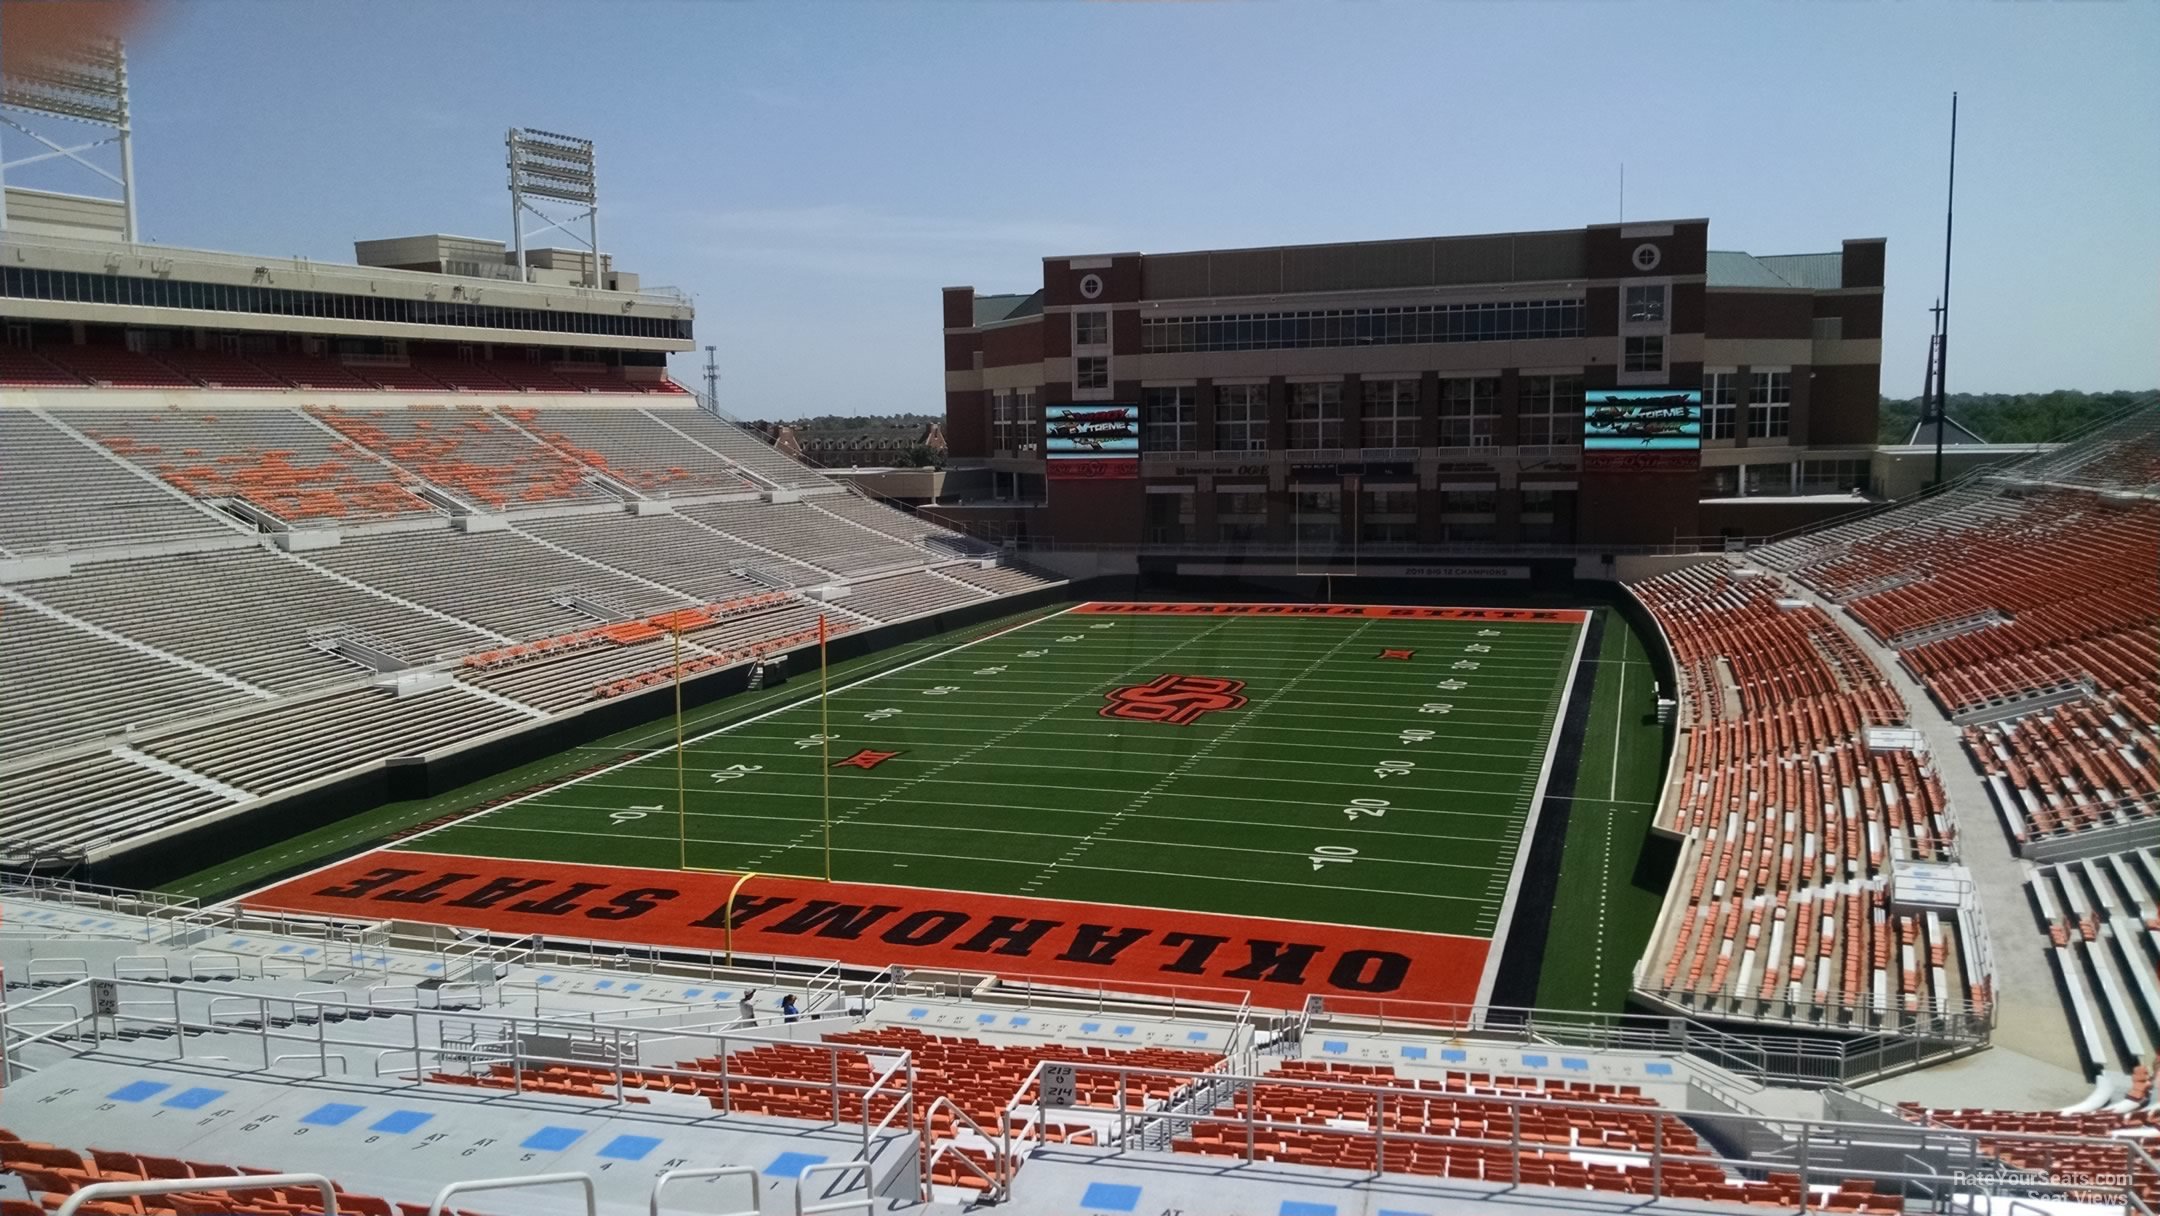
[1303,995,1986,1088]
[990,1055,2160,1215]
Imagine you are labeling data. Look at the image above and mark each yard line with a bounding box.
[538,778,1537,821]
[512,794,1521,846]
[431,821,1493,905]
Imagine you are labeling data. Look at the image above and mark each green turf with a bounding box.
[1531,611,1672,1012]
[398,607,1584,940]
[156,606,1064,901]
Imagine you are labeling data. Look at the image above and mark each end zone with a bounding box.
[246,850,1494,1010]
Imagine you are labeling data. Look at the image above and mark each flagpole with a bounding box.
[674,622,687,872]
[819,613,832,882]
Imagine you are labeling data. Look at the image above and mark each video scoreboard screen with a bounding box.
[1044,403,1138,480]
[1583,387,1701,472]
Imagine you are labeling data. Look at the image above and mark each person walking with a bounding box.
[737,989,759,1026]
[781,993,800,1023]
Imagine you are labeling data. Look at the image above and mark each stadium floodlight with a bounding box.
[506,126,599,287]
[0,35,138,240]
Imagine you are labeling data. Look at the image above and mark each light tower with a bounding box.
[0,35,139,240]
[505,127,599,287]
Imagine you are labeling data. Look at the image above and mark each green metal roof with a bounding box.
[972,290,1043,326]
[1707,250,1844,290]
[1756,253,1845,291]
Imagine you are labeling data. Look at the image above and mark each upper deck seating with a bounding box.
[0,604,254,763]
[681,499,922,577]
[807,494,951,544]
[239,350,377,390]
[0,345,88,386]
[153,347,289,390]
[18,548,490,692]
[514,513,799,600]
[38,342,194,389]
[312,406,611,510]
[64,408,436,524]
[0,413,233,554]
[942,561,1063,596]
[507,407,759,496]
[651,408,835,489]
[347,361,451,392]
[838,570,988,623]
[307,529,691,639]
[1631,563,1975,1030]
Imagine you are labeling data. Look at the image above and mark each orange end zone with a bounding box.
[248,850,1493,1010]
[1071,601,1589,623]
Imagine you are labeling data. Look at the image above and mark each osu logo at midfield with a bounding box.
[1100,674,1248,726]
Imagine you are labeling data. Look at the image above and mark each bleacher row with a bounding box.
[2027,850,2160,1078]
[0,402,1058,861]
[1751,409,2160,849]
[1630,563,1981,1030]
[0,338,681,396]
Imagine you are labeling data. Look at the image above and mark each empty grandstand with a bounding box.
[0,210,1064,872]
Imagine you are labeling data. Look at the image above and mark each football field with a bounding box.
[256,602,1590,1006]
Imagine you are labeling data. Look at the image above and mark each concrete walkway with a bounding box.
[1786,580,2086,1080]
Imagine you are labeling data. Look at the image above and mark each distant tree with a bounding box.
[1878,389,2155,445]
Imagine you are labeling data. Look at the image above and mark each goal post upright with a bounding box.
[674,621,687,872]
[819,613,833,883]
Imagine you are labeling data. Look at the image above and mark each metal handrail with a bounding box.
[794,1162,871,1216]
[920,1094,1005,1200]
[649,1166,761,1216]
[59,1173,338,1216]
[426,1171,594,1216]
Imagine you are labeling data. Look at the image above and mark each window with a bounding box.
[1360,378,1419,448]
[1214,384,1266,451]
[1798,458,1870,495]
[1702,372,1738,440]
[1138,297,1586,354]
[1140,386,1196,452]
[1287,382,1342,449]
[1441,488,1498,515]
[1747,461,1794,495]
[1699,466,1740,498]
[1437,377,1497,447]
[1518,375,1584,447]
[1216,487,1268,517]
[0,268,696,341]
[991,390,1016,453]
[1293,487,1341,546]
[1748,370,1791,439]
[1361,487,1418,517]
[1074,310,1108,347]
[1075,356,1109,391]
[1013,388,1039,452]
[1625,284,1666,324]
[1623,335,1664,373]
[1361,520,1417,544]
[1145,492,1194,544]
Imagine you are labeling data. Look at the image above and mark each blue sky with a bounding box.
[16,1,2158,415]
